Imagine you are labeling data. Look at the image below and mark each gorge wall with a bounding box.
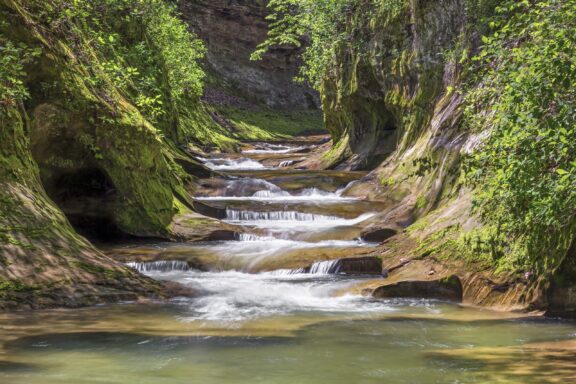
[178,0,319,109]
[0,0,233,308]
[316,0,575,315]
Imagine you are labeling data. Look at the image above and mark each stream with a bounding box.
[1,137,575,383]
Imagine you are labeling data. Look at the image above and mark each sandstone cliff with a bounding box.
[179,0,319,109]
[310,0,575,316]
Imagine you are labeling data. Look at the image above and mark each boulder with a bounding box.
[372,275,463,302]
[332,257,383,275]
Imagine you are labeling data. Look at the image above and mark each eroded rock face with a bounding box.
[178,0,319,109]
[373,275,463,302]
[361,227,398,243]
[331,257,383,275]
[0,107,165,310]
[546,242,576,318]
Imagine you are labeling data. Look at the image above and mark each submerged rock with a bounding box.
[372,275,463,302]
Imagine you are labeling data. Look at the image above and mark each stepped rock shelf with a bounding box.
[1,137,574,384]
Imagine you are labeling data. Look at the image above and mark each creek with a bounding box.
[0,137,574,383]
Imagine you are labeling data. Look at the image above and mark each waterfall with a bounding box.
[300,188,332,197]
[237,233,276,241]
[225,209,341,222]
[126,261,190,273]
[268,268,307,275]
[222,178,285,197]
[243,144,306,154]
[252,189,290,198]
[309,260,341,275]
[199,157,266,170]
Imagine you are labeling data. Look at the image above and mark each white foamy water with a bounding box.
[198,183,358,202]
[225,212,376,229]
[145,269,395,323]
[199,237,374,271]
[226,209,342,222]
[126,260,190,273]
[199,157,267,170]
[126,146,383,324]
[242,143,307,154]
[252,189,291,198]
[309,259,342,274]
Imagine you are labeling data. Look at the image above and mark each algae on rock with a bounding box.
[0,0,238,308]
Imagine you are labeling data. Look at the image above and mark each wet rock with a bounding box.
[545,246,576,318]
[170,213,242,242]
[191,200,226,219]
[178,0,319,109]
[336,257,383,275]
[174,156,214,178]
[163,281,195,298]
[360,227,397,243]
[206,230,239,241]
[372,275,463,302]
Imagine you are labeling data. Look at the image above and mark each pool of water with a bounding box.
[0,288,574,384]
[2,140,574,384]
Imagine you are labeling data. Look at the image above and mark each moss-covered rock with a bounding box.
[0,105,165,309]
[0,0,239,309]
[321,0,464,170]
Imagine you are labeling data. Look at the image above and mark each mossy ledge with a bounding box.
[0,0,234,309]
[306,0,576,315]
[0,105,168,310]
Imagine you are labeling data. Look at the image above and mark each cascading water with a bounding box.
[225,209,341,222]
[199,157,267,170]
[242,143,307,154]
[197,180,359,201]
[8,139,570,384]
[309,260,342,275]
[126,260,190,273]
[252,189,291,198]
[128,140,379,320]
[279,160,295,167]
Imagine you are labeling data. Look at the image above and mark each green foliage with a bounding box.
[218,106,324,139]
[142,1,206,101]
[465,0,576,272]
[252,0,410,89]
[26,0,206,126]
[0,27,40,106]
[378,176,395,187]
[415,195,428,210]
[251,0,353,88]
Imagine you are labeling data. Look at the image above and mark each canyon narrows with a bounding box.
[1,0,576,383]
[1,137,576,384]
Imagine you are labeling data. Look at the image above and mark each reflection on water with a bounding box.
[0,300,575,384]
[2,140,575,383]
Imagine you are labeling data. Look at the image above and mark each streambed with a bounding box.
[1,138,575,383]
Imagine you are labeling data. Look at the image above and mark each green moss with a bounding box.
[378,177,396,187]
[415,195,428,209]
[0,279,35,295]
[70,260,107,275]
[70,260,128,280]
[406,217,431,234]
[438,275,461,287]
[218,106,325,140]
